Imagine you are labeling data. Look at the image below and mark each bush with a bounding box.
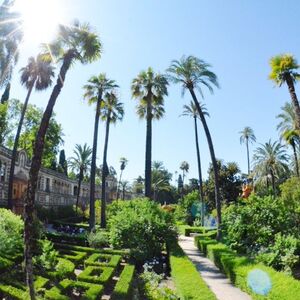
[195,235,300,299]
[34,239,58,271]
[84,253,121,268]
[108,199,177,264]
[111,265,135,300]
[0,208,23,257]
[170,243,216,300]
[47,258,75,280]
[77,266,114,284]
[87,230,109,248]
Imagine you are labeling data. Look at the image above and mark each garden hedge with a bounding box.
[46,232,87,246]
[84,253,121,268]
[47,258,75,280]
[170,242,216,300]
[195,236,300,299]
[111,265,135,300]
[58,248,88,263]
[78,266,115,284]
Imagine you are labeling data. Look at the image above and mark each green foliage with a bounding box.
[111,265,135,300]
[195,235,300,300]
[87,229,109,248]
[176,190,200,224]
[280,176,300,210]
[0,102,8,144]
[77,266,114,284]
[170,243,216,300]
[84,253,121,268]
[108,198,177,263]
[34,239,58,271]
[5,99,64,168]
[47,257,75,280]
[0,208,23,257]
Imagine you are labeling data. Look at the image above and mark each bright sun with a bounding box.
[13,0,65,45]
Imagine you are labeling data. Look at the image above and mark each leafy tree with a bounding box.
[269,54,300,130]
[0,102,8,143]
[58,149,68,175]
[116,157,128,199]
[179,161,189,186]
[239,126,256,175]
[181,101,209,225]
[120,180,130,200]
[132,176,144,196]
[23,21,101,298]
[131,67,169,198]
[167,55,221,239]
[83,73,117,231]
[204,160,242,210]
[100,90,124,228]
[7,55,55,209]
[253,140,289,196]
[68,144,92,211]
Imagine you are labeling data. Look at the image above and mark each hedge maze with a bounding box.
[0,242,135,300]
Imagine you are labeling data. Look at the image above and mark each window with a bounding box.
[45,178,50,192]
[0,162,6,182]
[73,186,78,196]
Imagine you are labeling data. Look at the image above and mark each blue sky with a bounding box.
[8,0,300,184]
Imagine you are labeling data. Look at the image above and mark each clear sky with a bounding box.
[7,0,300,184]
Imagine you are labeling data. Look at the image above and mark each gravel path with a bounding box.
[178,235,252,300]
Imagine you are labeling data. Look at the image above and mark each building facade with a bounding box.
[0,146,117,213]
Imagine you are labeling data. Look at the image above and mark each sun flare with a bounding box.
[13,0,65,45]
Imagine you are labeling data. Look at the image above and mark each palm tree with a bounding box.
[68,143,92,211]
[83,74,118,231]
[277,102,300,177]
[181,101,209,226]
[253,140,289,196]
[167,55,221,239]
[7,55,55,210]
[120,180,130,200]
[179,161,189,186]
[0,0,23,97]
[131,67,169,198]
[100,91,124,228]
[23,21,101,299]
[116,157,128,199]
[239,127,256,175]
[269,54,300,130]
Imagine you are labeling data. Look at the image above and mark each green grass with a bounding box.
[170,242,217,300]
[111,265,135,300]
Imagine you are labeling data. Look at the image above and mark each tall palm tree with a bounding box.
[167,55,221,239]
[116,157,128,199]
[83,74,118,231]
[269,54,300,130]
[181,101,209,226]
[68,143,92,211]
[179,161,189,186]
[0,0,23,98]
[100,91,124,228]
[239,126,256,175]
[120,180,130,200]
[7,55,55,210]
[131,67,169,198]
[277,102,300,176]
[253,140,289,196]
[24,21,101,299]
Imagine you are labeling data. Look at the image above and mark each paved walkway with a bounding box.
[178,235,252,300]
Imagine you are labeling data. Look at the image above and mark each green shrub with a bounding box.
[47,258,75,280]
[58,249,88,264]
[87,230,109,248]
[45,279,103,300]
[84,253,121,268]
[111,265,135,300]
[170,243,216,300]
[0,284,28,300]
[0,256,14,271]
[0,208,23,257]
[34,239,58,271]
[45,232,87,245]
[77,266,115,284]
[195,236,300,299]
[184,226,204,236]
[108,198,177,263]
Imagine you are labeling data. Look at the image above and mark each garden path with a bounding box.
[178,235,252,300]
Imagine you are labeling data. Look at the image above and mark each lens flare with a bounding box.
[247,269,272,295]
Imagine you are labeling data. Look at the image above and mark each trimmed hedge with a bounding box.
[47,258,75,280]
[46,232,87,246]
[111,265,135,300]
[0,256,14,272]
[84,253,121,268]
[195,236,300,299]
[0,284,28,300]
[58,249,88,263]
[78,266,115,284]
[170,242,216,300]
[45,279,103,300]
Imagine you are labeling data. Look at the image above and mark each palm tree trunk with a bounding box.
[89,91,102,231]
[292,143,299,177]
[189,88,222,240]
[24,51,74,299]
[286,75,300,130]
[270,169,276,197]
[75,168,83,212]
[194,116,205,226]
[7,83,34,210]
[246,138,250,175]
[101,114,111,228]
[145,98,152,198]
[122,184,125,200]
[116,170,123,200]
